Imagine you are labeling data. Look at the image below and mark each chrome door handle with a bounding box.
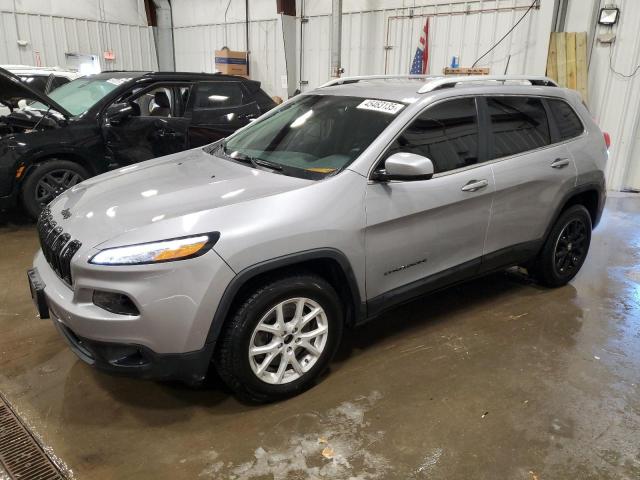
[461,179,489,192]
[551,158,570,169]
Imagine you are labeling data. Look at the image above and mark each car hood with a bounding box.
[0,66,71,117]
[48,146,314,248]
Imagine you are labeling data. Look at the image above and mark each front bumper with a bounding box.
[54,320,214,385]
[31,245,236,383]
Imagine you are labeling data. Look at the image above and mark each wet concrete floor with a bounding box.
[1,195,639,480]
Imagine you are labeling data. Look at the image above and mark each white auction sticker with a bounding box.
[356,99,405,115]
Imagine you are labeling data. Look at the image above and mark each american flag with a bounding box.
[410,18,430,74]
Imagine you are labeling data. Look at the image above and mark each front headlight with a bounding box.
[89,233,219,266]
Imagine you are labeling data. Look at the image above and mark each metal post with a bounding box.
[330,0,343,78]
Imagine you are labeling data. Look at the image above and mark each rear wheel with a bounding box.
[214,273,343,403]
[533,204,592,287]
[21,160,88,219]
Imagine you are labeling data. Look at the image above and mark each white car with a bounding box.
[0,65,80,115]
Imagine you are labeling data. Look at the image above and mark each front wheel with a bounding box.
[20,160,89,219]
[533,204,592,287]
[214,273,343,403]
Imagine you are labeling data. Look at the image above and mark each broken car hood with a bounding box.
[0,66,71,117]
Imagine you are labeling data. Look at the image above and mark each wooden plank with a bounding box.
[442,67,490,75]
[576,32,588,101]
[556,32,567,87]
[546,32,558,83]
[566,32,577,90]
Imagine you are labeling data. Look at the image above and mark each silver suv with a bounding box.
[28,75,607,402]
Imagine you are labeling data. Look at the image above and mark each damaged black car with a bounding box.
[0,67,276,218]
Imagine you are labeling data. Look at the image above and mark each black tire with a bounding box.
[20,160,89,219]
[214,272,344,403]
[533,204,592,287]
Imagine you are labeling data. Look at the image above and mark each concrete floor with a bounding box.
[1,195,639,480]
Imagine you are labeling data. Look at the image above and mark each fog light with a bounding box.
[93,291,140,316]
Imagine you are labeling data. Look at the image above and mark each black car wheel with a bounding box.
[21,160,89,219]
[533,204,592,287]
[214,272,344,403]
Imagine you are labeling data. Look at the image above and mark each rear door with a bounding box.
[364,97,494,305]
[482,95,578,263]
[187,81,261,147]
[103,82,192,167]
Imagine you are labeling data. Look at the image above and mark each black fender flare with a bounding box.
[19,147,97,184]
[205,248,364,347]
[542,178,606,244]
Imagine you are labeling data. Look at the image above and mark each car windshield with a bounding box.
[221,94,404,178]
[28,77,121,116]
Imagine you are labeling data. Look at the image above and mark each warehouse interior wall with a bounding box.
[0,0,638,191]
[564,0,640,192]
[171,0,553,98]
[0,0,158,71]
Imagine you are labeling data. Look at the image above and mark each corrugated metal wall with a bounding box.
[564,0,640,191]
[173,19,285,98]
[171,0,548,98]
[298,0,543,91]
[583,0,640,191]
[0,9,157,71]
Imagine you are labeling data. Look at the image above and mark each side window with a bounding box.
[51,76,70,90]
[193,82,244,109]
[386,97,479,174]
[129,85,191,118]
[487,96,551,159]
[254,89,276,113]
[547,99,584,141]
[20,75,49,93]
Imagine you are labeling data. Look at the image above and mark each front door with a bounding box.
[102,83,192,168]
[364,97,494,309]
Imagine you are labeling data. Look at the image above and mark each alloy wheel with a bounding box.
[553,218,588,276]
[248,297,329,385]
[35,169,83,205]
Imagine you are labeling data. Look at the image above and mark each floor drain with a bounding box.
[0,396,65,480]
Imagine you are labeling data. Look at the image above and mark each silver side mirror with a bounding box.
[373,152,434,181]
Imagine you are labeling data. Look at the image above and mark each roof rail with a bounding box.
[418,75,558,93]
[320,74,438,88]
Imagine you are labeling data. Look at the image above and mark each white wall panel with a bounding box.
[172,0,553,95]
[0,1,156,71]
[566,0,640,191]
[173,18,284,97]
[297,0,551,90]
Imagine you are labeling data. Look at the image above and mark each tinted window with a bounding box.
[254,89,276,113]
[386,98,479,174]
[19,75,49,93]
[194,82,243,109]
[51,76,70,90]
[547,99,583,141]
[487,97,550,158]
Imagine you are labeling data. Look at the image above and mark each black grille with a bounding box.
[37,207,82,286]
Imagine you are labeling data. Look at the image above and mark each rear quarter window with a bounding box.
[547,99,584,141]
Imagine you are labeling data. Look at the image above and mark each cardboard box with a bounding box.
[215,49,248,76]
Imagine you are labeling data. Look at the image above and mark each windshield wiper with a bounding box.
[216,143,283,171]
[253,158,283,171]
